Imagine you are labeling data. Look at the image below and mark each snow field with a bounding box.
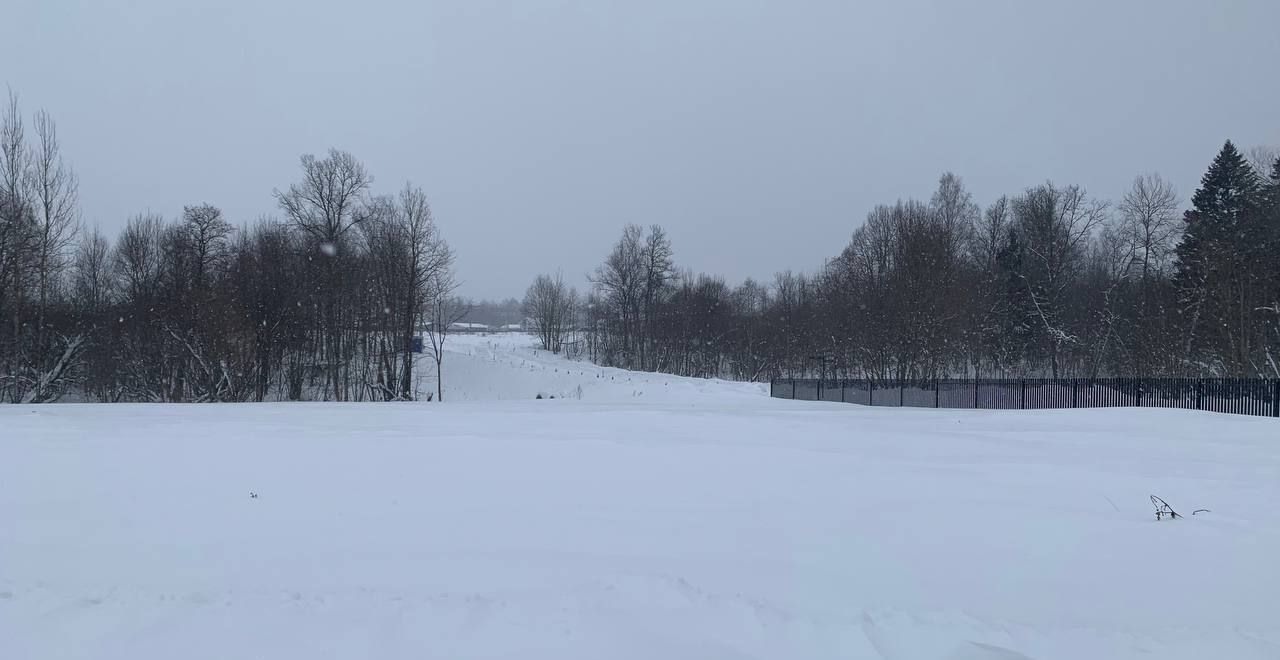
[432,332,767,402]
[2,335,1279,659]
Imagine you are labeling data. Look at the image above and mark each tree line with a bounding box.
[526,141,1280,382]
[5,86,1278,403]
[1,93,460,403]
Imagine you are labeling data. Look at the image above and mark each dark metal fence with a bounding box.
[769,377,1280,417]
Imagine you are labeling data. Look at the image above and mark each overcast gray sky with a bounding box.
[4,0,1278,299]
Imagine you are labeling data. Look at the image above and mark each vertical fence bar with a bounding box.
[934,380,940,408]
[899,382,904,407]
[1020,379,1026,410]
[1273,379,1279,417]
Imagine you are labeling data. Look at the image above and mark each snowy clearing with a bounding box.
[3,336,1280,659]
[433,332,767,402]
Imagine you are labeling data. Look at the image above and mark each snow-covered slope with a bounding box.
[3,344,1280,659]
[432,332,767,402]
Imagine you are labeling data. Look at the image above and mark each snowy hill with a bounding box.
[3,347,1280,659]
[431,332,767,402]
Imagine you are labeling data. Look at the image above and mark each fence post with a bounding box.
[934,380,940,408]
[868,380,874,406]
[1020,379,1026,409]
[1072,379,1078,408]
[899,381,904,407]
[840,379,846,403]
[1136,379,1143,407]
[792,379,796,400]
[974,379,980,409]
[1195,379,1203,410]
[1272,379,1279,418]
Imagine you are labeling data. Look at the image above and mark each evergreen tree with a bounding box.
[1174,141,1264,374]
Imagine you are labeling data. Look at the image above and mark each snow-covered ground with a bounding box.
[431,332,767,402]
[3,335,1280,659]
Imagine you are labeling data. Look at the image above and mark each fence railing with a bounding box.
[769,377,1280,417]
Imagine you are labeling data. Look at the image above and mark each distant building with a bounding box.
[417,322,491,334]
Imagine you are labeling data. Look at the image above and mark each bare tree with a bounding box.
[931,172,980,241]
[180,203,234,291]
[0,94,87,402]
[112,213,167,400]
[1,90,32,366]
[28,109,80,345]
[397,184,451,397]
[1118,174,1181,283]
[72,227,114,313]
[524,271,578,353]
[114,213,166,301]
[70,227,116,400]
[423,269,468,402]
[1011,182,1109,377]
[359,184,451,400]
[588,224,675,370]
[964,196,1013,374]
[275,149,372,400]
[1246,145,1280,179]
[640,225,675,371]
[275,150,373,246]
[590,224,646,367]
[972,196,1010,270]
